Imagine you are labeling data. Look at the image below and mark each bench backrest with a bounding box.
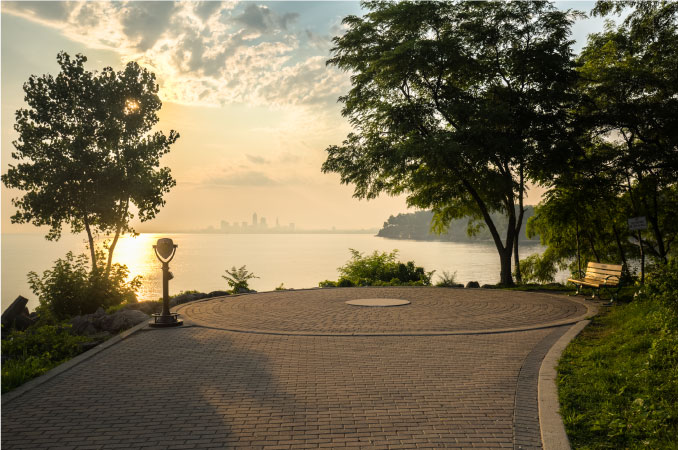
[585,262,623,283]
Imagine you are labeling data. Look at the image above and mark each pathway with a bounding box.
[2,287,592,450]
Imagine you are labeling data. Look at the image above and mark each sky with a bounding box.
[1,1,610,233]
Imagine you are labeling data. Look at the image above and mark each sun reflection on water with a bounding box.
[111,234,165,301]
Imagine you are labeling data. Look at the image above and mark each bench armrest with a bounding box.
[604,274,620,284]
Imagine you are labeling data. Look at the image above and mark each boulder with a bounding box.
[108,309,149,333]
[234,287,256,294]
[71,308,149,335]
[70,315,99,335]
[206,290,230,298]
[1,296,34,331]
[169,292,208,306]
[465,281,480,288]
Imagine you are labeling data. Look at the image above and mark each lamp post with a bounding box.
[150,238,183,328]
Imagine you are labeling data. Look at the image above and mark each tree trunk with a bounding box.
[612,223,630,278]
[459,178,514,286]
[513,236,520,284]
[575,218,581,278]
[84,219,97,272]
[499,247,513,286]
[105,200,129,277]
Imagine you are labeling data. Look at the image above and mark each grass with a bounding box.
[557,299,678,449]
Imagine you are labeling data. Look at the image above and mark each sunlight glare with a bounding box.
[111,233,164,301]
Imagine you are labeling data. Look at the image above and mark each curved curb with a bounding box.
[177,291,596,337]
[1,319,150,406]
[539,319,592,450]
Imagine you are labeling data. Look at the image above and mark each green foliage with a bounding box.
[573,1,678,264]
[1,324,89,393]
[435,271,460,288]
[558,263,678,448]
[275,283,287,291]
[28,251,141,319]
[636,259,678,315]
[517,253,559,284]
[321,249,433,287]
[1,52,179,273]
[222,265,258,293]
[323,2,579,285]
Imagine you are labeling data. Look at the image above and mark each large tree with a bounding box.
[576,1,678,264]
[2,52,178,275]
[322,1,578,285]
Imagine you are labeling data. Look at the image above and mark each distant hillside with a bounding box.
[377,208,538,242]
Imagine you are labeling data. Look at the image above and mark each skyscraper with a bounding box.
[252,212,258,228]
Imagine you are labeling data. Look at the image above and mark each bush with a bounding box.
[636,259,678,316]
[28,251,141,320]
[222,265,258,293]
[320,249,433,287]
[1,324,89,393]
[436,270,460,287]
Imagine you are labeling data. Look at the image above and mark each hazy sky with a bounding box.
[1,1,608,233]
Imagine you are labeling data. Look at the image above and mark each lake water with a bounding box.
[1,233,554,312]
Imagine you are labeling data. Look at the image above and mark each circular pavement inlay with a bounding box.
[345,298,411,307]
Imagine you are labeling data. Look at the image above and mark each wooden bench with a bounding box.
[568,262,623,302]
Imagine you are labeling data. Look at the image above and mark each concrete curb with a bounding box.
[539,319,592,450]
[2,319,150,406]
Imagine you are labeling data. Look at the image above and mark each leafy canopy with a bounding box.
[322,1,579,284]
[2,52,178,271]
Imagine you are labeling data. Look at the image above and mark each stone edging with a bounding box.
[1,319,150,406]
[538,319,593,450]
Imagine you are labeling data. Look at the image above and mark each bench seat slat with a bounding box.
[588,262,623,271]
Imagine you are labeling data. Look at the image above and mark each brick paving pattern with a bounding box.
[2,288,585,450]
[181,287,587,334]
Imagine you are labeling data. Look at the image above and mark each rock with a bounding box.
[169,292,208,307]
[71,308,149,335]
[234,287,256,294]
[70,315,99,335]
[465,281,480,288]
[108,310,149,333]
[1,296,33,331]
[206,290,230,298]
[481,284,497,289]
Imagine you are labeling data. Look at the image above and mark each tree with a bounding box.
[2,52,178,275]
[576,1,678,264]
[322,1,579,285]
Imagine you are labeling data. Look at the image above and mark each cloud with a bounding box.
[2,1,348,108]
[121,2,178,51]
[207,171,278,187]
[234,4,299,34]
[246,155,269,165]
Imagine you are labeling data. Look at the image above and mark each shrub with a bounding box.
[28,251,141,320]
[318,280,337,288]
[1,324,89,393]
[222,265,258,293]
[320,249,433,287]
[436,270,459,287]
[636,259,678,316]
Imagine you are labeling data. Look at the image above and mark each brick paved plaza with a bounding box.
[2,287,591,450]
